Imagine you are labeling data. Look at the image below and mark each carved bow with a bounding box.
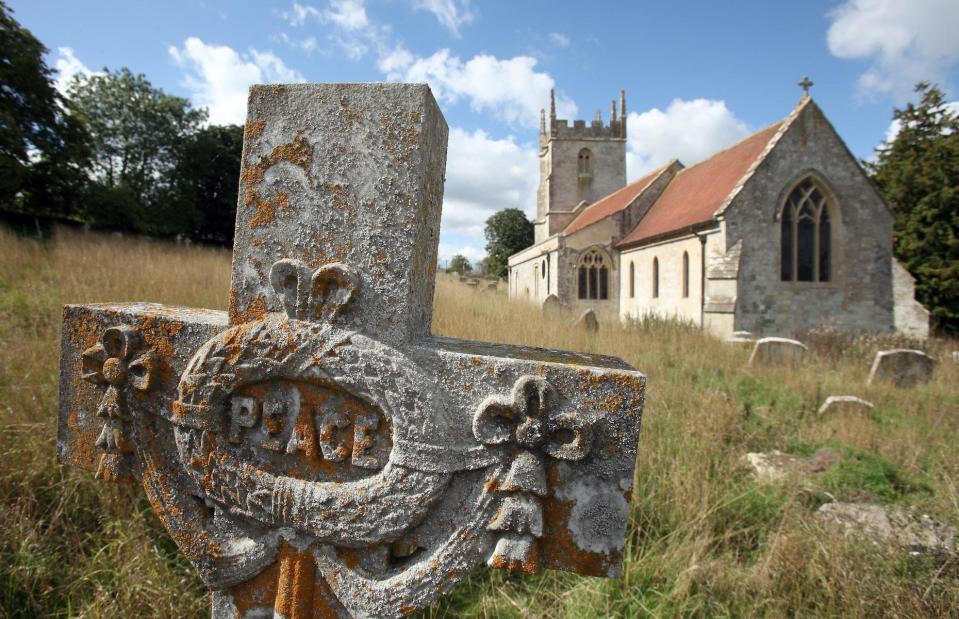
[473,375,592,573]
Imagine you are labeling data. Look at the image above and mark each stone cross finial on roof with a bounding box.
[57,83,646,618]
[798,75,814,97]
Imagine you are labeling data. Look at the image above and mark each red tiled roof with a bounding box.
[616,121,783,247]
[563,164,671,235]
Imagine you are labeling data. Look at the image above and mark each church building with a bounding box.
[508,81,930,338]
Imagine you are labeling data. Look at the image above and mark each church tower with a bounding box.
[534,89,628,243]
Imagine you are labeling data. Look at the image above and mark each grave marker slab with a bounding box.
[58,83,646,618]
[867,349,935,387]
[748,337,807,367]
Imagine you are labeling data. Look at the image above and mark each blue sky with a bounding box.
[11,0,959,261]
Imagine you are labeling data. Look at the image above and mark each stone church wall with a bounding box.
[892,259,930,338]
[619,231,721,325]
[723,102,895,335]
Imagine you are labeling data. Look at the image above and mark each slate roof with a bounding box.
[563,163,673,235]
[615,120,784,248]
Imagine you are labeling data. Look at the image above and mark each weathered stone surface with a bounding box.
[748,337,807,367]
[816,502,956,555]
[867,349,936,387]
[572,308,599,333]
[58,83,645,618]
[817,395,875,417]
[741,448,839,482]
[542,294,561,316]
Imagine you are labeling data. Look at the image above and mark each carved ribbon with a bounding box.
[80,325,155,480]
[472,375,592,573]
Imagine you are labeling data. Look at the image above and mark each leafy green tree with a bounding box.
[0,1,89,217]
[67,68,206,222]
[867,82,959,333]
[162,124,243,244]
[484,208,533,278]
[447,254,472,275]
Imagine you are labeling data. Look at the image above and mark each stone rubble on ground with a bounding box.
[741,448,840,483]
[748,337,808,367]
[56,83,646,619]
[817,395,875,417]
[816,502,956,556]
[867,349,936,387]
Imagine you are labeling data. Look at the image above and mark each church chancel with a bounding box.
[509,79,929,338]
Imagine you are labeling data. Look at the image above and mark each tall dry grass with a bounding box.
[1,226,957,618]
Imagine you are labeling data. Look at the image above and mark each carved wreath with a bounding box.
[473,375,592,573]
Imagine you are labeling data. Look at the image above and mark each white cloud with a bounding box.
[441,127,538,243]
[827,0,959,100]
[411,0,474,37]
[54,47,97,94]
[323,0,369,31]
[625,98,750,178]
[549,32,570,47]
[282,1,322,26]
[437,242,485,264]
[380,48,577,127]
[169,37,304,125]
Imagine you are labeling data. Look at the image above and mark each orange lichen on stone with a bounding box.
[230,293,268,325]
[245,118,266,140]
[539,461,619,577]
[249,198,278,228]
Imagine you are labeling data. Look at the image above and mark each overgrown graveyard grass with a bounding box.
[1,226,957,618]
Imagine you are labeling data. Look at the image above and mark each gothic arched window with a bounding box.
[780,177,834,283]
[652,257,659,298]
[629,261,635,298]
[578,148,593,177]
[576,248,609,300]
[682,251,690,298]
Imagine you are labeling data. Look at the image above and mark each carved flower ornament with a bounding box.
[81,325,155,480]
[473,375,592,573]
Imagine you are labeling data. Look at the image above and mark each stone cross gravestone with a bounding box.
[58,83,645,618]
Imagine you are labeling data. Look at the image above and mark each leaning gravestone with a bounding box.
[58,84,645,618]
[572,308,599,333]
[748,337,807,367]
[867,349,936,387]
[542,294,561,316]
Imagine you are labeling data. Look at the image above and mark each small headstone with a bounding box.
[57,83,646,618]
[816,502,956,556]
[458,275,467,283]
[950,351,958,364]
[541,294,561,316]
[867,349,936,387]
[572,308,599,333]
[726,330,754,345]
[748,337,807,367]
[486,282,497,291]
[817,395,875,417]
[465,278,479,288]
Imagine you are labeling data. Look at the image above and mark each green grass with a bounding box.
[1,226,958,618]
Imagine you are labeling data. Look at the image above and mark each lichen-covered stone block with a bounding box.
[57,83,645,618]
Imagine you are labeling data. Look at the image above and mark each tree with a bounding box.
[447,254,472,275]
[867,82,959,333]
[484,208,533,278]
[162,124,243,244]
[67,68,206,218]
[0,1,89,217]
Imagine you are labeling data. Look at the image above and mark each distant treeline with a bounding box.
[0,2,241,246]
